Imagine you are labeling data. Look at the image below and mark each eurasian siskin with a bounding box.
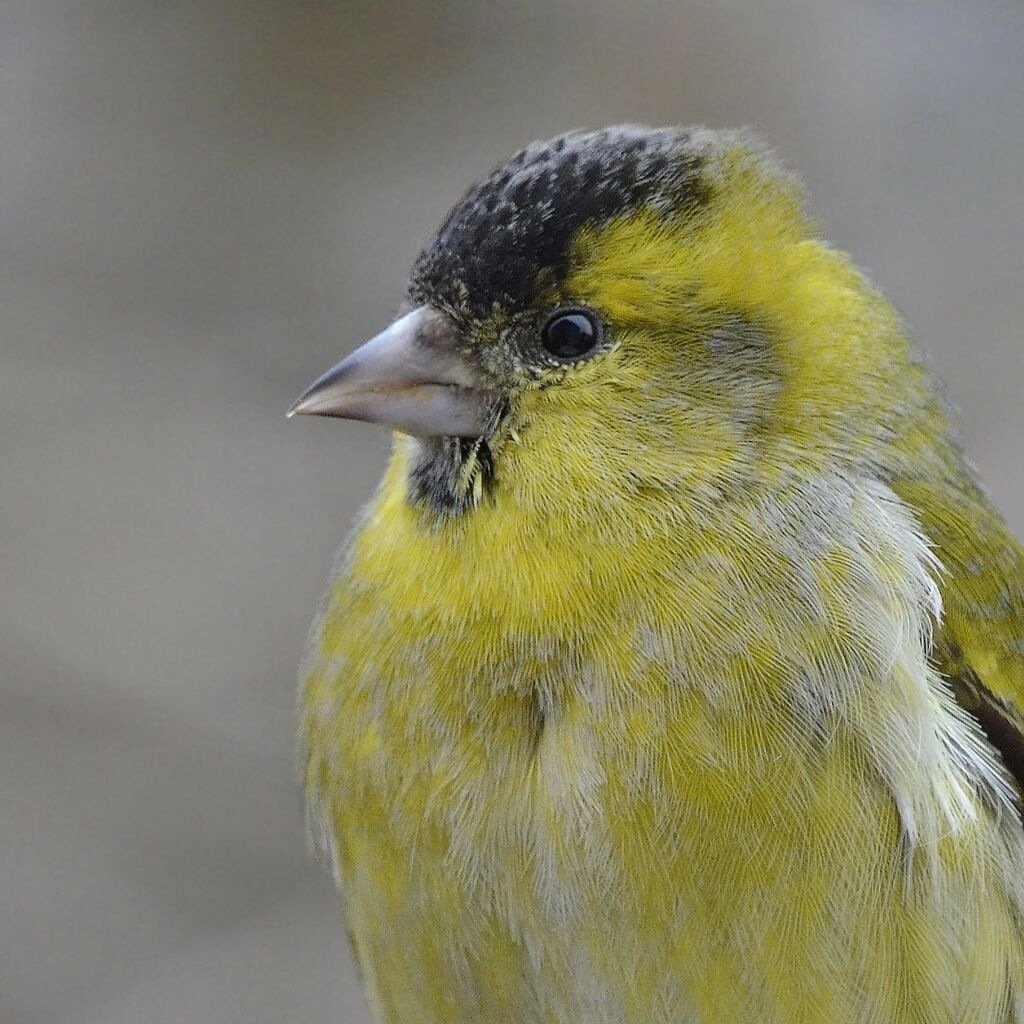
[291,126,1024,1024]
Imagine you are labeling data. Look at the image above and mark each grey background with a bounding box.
[2,2,1022,1022]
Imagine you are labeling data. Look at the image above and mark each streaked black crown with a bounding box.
[408,126,709,322]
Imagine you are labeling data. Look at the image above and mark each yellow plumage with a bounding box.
[295,127,1024,1022]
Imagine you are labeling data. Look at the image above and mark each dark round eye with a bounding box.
[540,308,601,360]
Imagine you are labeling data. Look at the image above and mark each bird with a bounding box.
[289,125,1024,1023]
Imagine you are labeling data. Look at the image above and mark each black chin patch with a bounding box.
[408,436,495,516]
[408,126,709,323]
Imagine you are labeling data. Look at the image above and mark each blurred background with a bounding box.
[2,1,1022,1021]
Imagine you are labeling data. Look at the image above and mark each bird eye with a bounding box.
[540,308,601,360]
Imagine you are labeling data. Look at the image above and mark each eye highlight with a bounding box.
[540,308,602,361]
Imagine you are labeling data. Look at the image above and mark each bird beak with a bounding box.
[288,306,497,437]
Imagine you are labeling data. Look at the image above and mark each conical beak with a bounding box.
[288,306,497,437]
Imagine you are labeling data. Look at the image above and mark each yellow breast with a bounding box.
[301,444,1024,1024]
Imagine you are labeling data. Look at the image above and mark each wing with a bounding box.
[895,476,1024,796]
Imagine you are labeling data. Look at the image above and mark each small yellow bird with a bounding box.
[291,126,1024,1023]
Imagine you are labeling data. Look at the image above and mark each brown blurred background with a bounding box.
[1,2,1022,1021]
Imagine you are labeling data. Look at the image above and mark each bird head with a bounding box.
[291,126,941,522]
